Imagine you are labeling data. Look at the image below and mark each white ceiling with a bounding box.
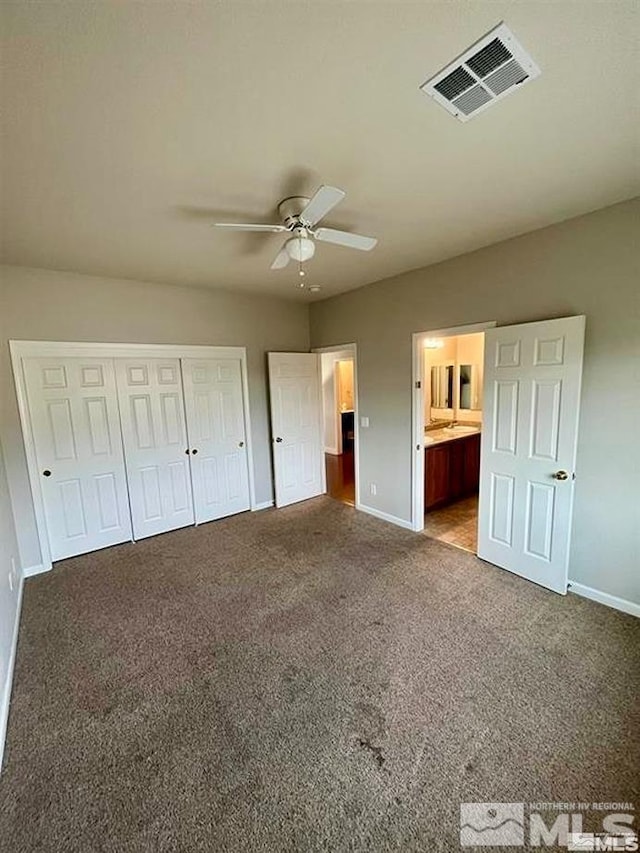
[2,1,639,301]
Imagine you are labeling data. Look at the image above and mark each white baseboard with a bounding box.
[253,500,274,512]
[0,572,24,772]
[357,503,415,531]
[568,581,640,619]
[23,562,50,578]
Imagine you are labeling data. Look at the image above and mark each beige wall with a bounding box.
[310,198,640,605]
[0,265,309,569]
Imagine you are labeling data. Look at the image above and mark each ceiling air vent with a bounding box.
[420,23,540,122]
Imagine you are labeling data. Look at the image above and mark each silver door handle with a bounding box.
[552,470,569,480]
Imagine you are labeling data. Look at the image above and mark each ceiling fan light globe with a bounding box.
[285,236,315,263]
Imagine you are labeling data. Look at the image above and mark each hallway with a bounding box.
[325,452,355,506]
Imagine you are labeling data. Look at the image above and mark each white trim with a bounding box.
[9,340,257,568]
[411,321,496,532]
[11,353,53,571]
[23,563,49,578]
[0,571,24,772]
[252,500,274,511]
[358,503,415,531]
[10,340,248,360]
[237,354,258,512]
[568,582,640,619]
[312,343,360,509]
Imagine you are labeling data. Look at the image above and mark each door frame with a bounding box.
[411,322,495,533]
[10,340,258,573]
[312,343,360,509]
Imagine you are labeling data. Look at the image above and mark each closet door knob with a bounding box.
[42,469,52,477]
[192,448,198,455]
[238,441,244,448]
[185,449,190,455]
[275,437,283,443]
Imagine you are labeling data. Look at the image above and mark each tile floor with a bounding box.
[424,494,478,552]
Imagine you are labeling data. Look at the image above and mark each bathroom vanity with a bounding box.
[424,428,481,510]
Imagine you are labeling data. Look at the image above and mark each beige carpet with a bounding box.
[0,496,638,852]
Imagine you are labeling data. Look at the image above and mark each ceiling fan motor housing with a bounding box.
[278,196,311,227]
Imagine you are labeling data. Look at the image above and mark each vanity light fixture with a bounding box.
[424,338,444,349]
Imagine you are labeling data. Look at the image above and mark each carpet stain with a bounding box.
[357,737,386,770]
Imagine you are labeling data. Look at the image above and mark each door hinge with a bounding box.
[415,380,421,389]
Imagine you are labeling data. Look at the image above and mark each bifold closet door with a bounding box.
[181,358,251,523]
[116,359,194,539]
[23,357,132,561]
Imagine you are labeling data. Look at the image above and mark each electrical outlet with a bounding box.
[370,483,377,496]
[360,416,369,428]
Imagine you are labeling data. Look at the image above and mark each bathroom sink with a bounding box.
[444,425,479,435]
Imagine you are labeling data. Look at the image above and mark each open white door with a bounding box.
[268,352,324,508]
[181,358,251,523]
[478,316,585,593]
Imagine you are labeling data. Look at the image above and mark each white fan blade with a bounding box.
[214,222,286,232]
[270,246,290,269]
[315,228,377,251]
[299,186,346,226]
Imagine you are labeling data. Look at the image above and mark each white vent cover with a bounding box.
[420,23,540,122]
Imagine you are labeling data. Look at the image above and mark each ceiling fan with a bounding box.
[214,185,378,270]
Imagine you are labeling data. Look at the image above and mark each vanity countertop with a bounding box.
[424,426,481,447]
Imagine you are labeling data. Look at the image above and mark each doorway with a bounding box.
[422,330,485,552]
[315,345,358,507]
[411,322,496,551]
[411,316,586,595]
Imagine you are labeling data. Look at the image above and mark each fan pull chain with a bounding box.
[298,233,305,284]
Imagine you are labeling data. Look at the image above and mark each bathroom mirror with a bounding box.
[459,364,482,410]
[431,364,454,409]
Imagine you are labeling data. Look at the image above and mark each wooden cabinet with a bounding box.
[425,444,450,508]
[463,433,481,495]
[449,440,466,501]
[425,432,480,510]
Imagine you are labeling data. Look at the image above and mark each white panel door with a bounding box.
[268,352,324,508]
[23,357,132,561]
[181,358,250,523]
[116,359,194,539]
[478,316,586,593]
